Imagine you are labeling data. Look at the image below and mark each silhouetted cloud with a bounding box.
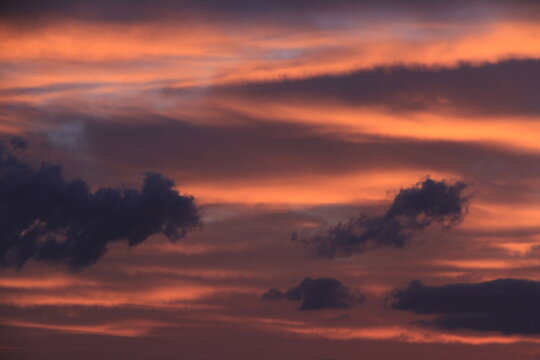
[262,277,365,310]
[293,178,469,257]
[210,59,540,116]
[0,139,200,269]
[391,278,540,334]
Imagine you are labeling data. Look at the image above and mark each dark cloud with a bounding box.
[0,139,200,269]
[391,278,540,334]
[1,0,538,25]
[293,178,469,257]
[9,136,28,150]
[210,59,540,116]
[262,277,365,310]
[261,288,284,301]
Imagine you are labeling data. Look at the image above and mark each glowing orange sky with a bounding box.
[2,1,540,359]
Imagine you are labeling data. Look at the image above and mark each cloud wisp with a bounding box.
[0,138,201,270]
[262,277,365,311]
[293,178,469,257]
[391,278,540,335]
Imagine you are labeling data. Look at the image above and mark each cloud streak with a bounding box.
[2,0,538,25]
[211,59,540,116]
[0,139,200,269]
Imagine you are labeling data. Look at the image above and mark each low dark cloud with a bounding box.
[262,277,365,310]
[391,278,540,334]
[293,178,469,257]
[211,59,540,116]
[0,139,200,269]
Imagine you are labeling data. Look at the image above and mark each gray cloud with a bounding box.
[0,139,201,269]
[392,278,540,334]
[262,276,365,310]
[293,178,469,257]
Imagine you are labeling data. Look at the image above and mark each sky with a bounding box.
[1,1,540,359]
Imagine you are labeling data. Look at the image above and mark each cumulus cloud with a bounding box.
[262,277,365,310]
[391,278,540,334]
[293,178,469,257]
[0,139,201,269]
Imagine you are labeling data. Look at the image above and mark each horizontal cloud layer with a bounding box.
[391,278,540,334]
[15,110,540,190]
[0,139,200,269]
[209,59,540,116]
[2,0,538,24]
[293,178,469,257]
[262,276,365,310]
[1,0,540,357]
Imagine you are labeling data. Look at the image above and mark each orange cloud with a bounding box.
[1,21,539,89]
[282,324,540,345]
[2,319,168,337]
[182,170,455,205]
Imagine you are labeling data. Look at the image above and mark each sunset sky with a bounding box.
[1,1,540,359]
